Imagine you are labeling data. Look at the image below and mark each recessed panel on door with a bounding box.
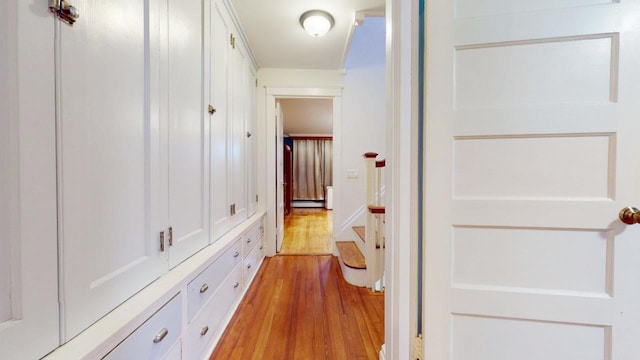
[453,227,612,295]
[453,135,613,199]
[452,315,609,360]
[455,35,616,108]
[455,0,611,18]
[58,0,165,338]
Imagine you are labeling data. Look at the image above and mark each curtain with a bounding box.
[293,139,332,200]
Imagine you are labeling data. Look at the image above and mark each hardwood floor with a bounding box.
[281,208,333,254]
[210,255,384,360]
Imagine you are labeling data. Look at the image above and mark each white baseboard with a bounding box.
[380,344,386,360]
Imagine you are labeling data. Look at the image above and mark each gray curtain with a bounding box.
[293,139,332,200]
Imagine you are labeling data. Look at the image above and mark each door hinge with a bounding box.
[168,226,173,246]
[411,334,423,360]
[159,231,166,252]
[255,79,258,87]
[230,34,236,49]
[208,105,216,115]
[256,194,259,202]
[230,203,236,216]
[49,0,80,26]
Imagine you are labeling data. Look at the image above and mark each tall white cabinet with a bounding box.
[209,0,255,237]
[0,1,59,359]
[1,0,261,358]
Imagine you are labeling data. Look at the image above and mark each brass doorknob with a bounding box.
[619,207,640,224]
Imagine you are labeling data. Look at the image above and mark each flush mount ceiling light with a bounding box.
[300,10,335,37]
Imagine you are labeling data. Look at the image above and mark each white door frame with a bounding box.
[263,87,343,257]
[383,0,419,358]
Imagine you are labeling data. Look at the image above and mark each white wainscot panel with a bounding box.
[453,227,612,294]
[452,315,609,360]
[455,0,611,19]
[453,135,612,199]
[455,36,615,108]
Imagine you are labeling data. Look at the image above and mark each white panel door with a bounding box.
[0,2,59,359]
[230,35,248,226]
[209,0,232,241]
[275,102,285,252]
[58,0,166,339]
[425,1,640,359]
[167,0,210,268]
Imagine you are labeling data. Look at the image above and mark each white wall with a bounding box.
[336,17,386,240]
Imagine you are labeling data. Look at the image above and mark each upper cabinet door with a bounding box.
[246,67,258,217]
[166,0,210,268]
[0,2,59,359]
[209,0,233,241]
[57,0,166,339]
[230,35,248,225]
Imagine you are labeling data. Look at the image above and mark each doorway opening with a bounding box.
[276,98,335,255]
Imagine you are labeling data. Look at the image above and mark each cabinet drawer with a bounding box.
[103,294,182,360]
[243,220,264,257]
[243,239,263,284]
[187,239,241,321]
[185,265,243,360]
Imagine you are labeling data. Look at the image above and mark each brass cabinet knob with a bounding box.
[619,207,640,225]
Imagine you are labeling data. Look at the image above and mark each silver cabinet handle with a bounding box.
[153,328,168,343]
[247,264,252,269]
[233,251,240,258]
[200,325,209,336]
[247,238,252,243]
[200,283,209,293]
[233,282,240,289]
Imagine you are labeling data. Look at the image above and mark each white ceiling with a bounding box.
[230,0,385,69]
[280,99,333,136]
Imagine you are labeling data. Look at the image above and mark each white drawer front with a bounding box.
[243,239,263,285]
[103,294,182,360]
[243,220,264,257]
[187,239,241,321]
[185,265,243,360]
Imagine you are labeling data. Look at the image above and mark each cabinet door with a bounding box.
[209,0,233,241]
[230,36,248,226]
[58,0,166,339]
[0,2,59,358]
[167,0,210,268]
[246,67,258,217]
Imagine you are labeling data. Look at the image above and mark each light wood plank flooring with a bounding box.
[210,255,384,360]
[281,208,333,254]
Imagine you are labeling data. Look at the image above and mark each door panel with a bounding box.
[0,2,59,358]
[231,37,248,225]
[425,1,640,358]
[167,0,209,267]
[210,0,232,240]
[58,0,165,339]
[247,67,258,217]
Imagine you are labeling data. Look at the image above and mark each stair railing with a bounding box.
[363,153,385,291]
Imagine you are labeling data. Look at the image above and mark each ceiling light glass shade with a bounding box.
[300,10,335,37]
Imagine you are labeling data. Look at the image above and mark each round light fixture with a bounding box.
[299,10,335,37]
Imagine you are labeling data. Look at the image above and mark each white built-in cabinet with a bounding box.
[1,0,261,359]
[209,0,258,237]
